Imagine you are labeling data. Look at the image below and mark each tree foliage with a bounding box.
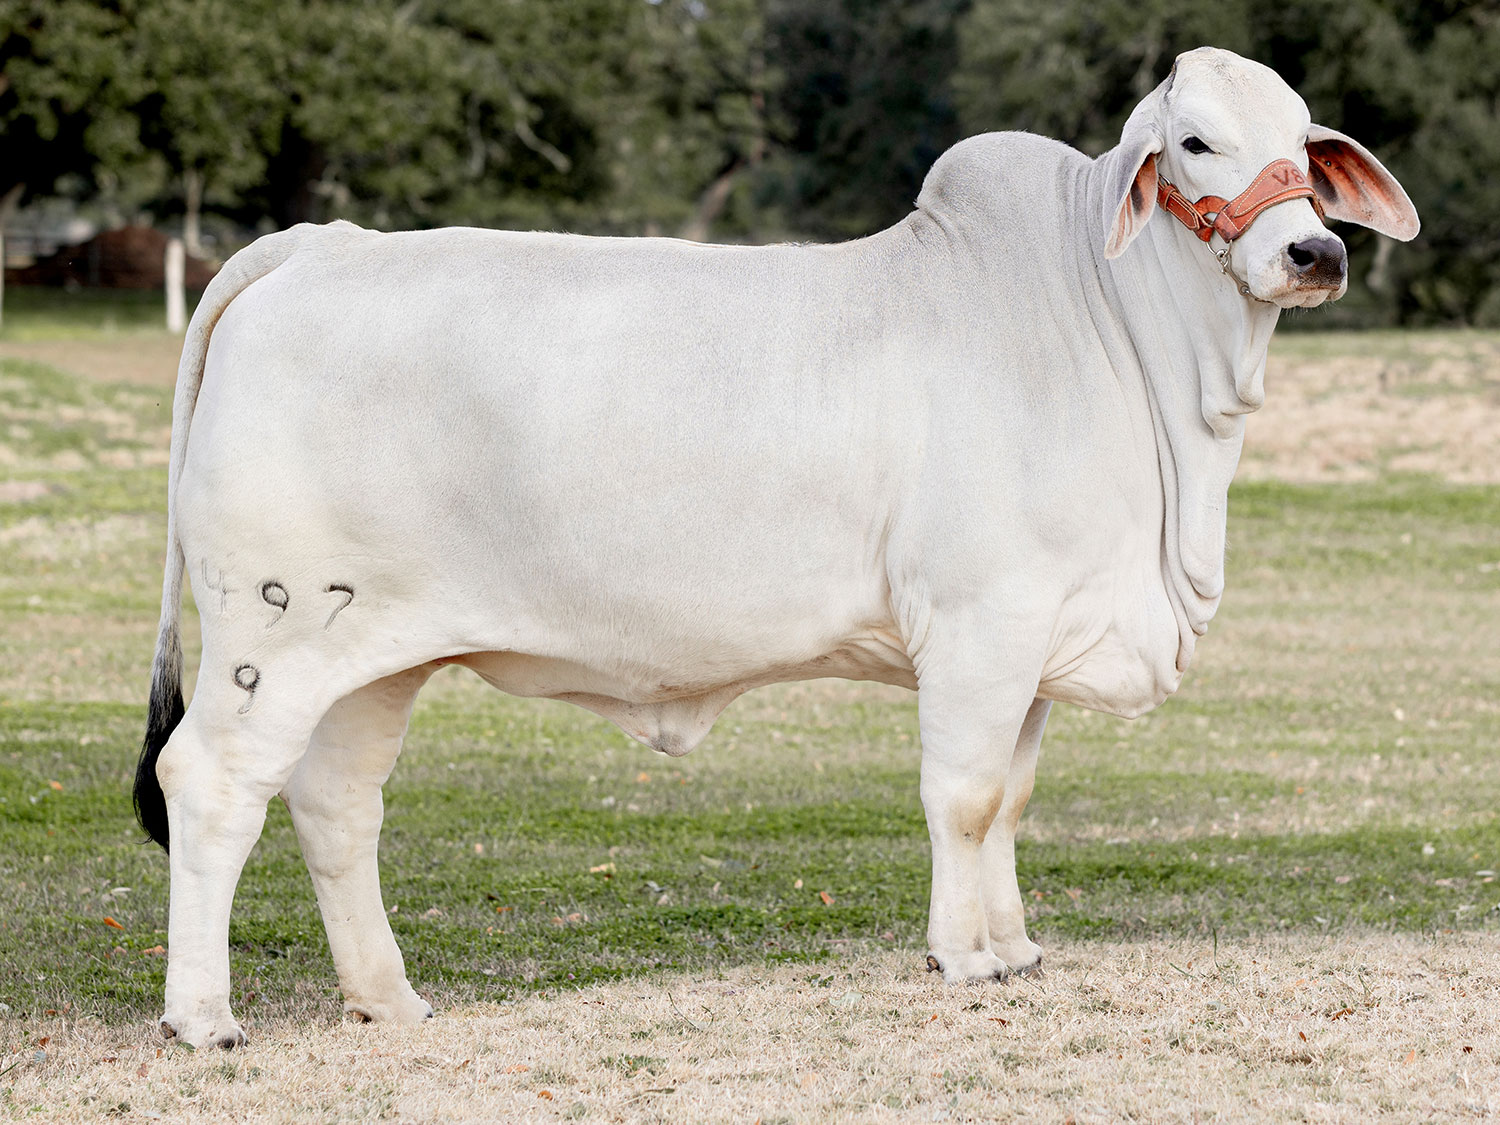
[953,0,1500,324]
[754,0,967,238]
[0,0,143,216]
[0,0,1494,324]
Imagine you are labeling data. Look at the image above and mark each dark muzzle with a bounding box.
[1286,235,1347,288]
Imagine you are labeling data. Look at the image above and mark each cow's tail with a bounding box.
[135,222,350,851]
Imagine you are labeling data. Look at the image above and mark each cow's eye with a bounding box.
[1181,136,1213,155]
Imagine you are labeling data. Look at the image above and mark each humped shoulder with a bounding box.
[916,131,1088,219]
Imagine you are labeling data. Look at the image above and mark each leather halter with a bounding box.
[1156,157,1327,299]
[1157,158,1325,243]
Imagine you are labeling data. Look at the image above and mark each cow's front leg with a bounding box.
[981,698,1050,975]
[915,631,1044,984]
[282,665,435,1025]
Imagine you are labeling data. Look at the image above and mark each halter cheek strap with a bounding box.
[1155,158,1327,298]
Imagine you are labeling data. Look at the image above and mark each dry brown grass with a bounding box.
[4,934,1497,1123]
[0,337,182,389]
[1246,332,1500,484]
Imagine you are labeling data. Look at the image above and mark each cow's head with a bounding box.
[1104,47,1419,308]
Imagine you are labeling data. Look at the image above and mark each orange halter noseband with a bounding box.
[1154,158,1327,298]
[1156,158,1325,243]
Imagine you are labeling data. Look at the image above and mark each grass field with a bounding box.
[1,292,1498,1120]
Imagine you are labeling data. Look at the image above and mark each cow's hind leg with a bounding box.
[980,698,1050,975]
[281,665,436,1025]
[157,683,331,1049]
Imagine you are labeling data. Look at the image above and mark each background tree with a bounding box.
[755,0,967,239]
[0,0,147,225]
[627,0,772,241]
[131,0,284,254]
[0,0,1494,325]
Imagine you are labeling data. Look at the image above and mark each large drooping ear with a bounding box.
[1104,102,1166,259]
[1305,124,1420,241]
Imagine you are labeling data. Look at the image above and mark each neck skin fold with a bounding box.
[1084,145,1281,672]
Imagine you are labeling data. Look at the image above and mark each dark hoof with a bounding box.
[160,1020,246,1049]
[926,955,941,973]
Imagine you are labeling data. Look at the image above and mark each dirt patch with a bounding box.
[3,933,1495,1123]
[0,480,50,503]
[1248,332,1500,484]
[0,337,182,388]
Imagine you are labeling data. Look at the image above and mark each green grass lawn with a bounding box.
[1,343,1497,1033]
[0,288,202,343]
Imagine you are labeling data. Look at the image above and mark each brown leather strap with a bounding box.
[1157,158,1325,244]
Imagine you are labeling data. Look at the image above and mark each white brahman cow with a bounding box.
[135,47,1417,1047]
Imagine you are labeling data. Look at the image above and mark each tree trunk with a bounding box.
[679,40,770,243]
[679,162,744,243]
[183,169,204,258]
[0,181,22,228]
[0,182,24,335]
[1367,235,1394,294]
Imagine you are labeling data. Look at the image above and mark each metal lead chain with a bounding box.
[1215,246,1260,300]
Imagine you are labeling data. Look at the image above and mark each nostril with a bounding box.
[1287,236,1348,283]
[1287,242,1316,269]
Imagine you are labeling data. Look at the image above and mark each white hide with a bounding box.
[146,47,1417,1047]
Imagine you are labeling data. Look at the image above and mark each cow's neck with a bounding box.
[1088,151,1281,669]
